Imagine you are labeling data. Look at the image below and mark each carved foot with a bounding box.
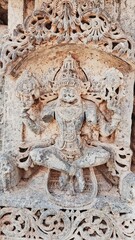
[67,176,76,196]
[59,172,69,190]
[75,168,85,193]
[69,165,85,193]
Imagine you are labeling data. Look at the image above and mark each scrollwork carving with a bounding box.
[0,0,135,73]
[1,205,135,240]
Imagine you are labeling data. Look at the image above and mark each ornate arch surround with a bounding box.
[0,0,135,75]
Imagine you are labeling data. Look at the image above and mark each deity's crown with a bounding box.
[53,55,90,93]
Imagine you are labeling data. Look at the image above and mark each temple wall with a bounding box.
[1,1,135,240]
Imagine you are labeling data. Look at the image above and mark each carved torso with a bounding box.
[55,95,84,159]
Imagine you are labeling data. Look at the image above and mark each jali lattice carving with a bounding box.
[0,203,135,240]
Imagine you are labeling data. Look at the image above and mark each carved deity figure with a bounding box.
[16,55,121,194]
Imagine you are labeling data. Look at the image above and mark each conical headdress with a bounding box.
[53,55,90,94]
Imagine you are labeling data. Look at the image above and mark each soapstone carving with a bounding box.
[1,1,135,239]
[14,55,125,200]
[0,200,134,240]
[0,52,134,206]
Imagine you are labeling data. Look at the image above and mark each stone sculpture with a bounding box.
[0,53,129,205]
[0,1,135,239]
[15,55,122,196]
[0,52,134,202]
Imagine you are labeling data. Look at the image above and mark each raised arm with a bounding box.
[22,101,56,135]
[84,99,121,138]
[98,110,121,137]
[41,101,56,123]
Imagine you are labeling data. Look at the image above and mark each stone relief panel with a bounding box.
[0,49,134,206]
[0,1,135,240]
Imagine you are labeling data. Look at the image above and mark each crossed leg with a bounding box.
[30,146,71,173]
[74,146,110,168]
[30,146,110,193]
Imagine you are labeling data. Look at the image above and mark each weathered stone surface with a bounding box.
[1,199,135,240]
[0,1,135,239]
[120,0,135,41]
[8,0,24,32]
[0,0,8,10]
[1,0,135,74]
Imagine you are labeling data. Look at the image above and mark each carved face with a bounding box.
[59,87,80,104]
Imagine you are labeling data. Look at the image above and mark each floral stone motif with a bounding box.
[0,1,135,239]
